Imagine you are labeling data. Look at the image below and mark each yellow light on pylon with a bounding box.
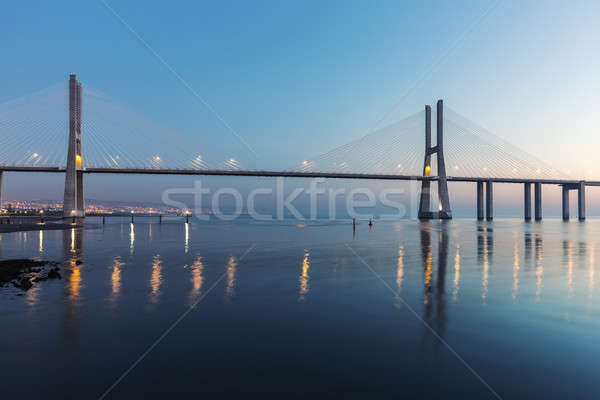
[425,165,431,176]
[76,154,82,168]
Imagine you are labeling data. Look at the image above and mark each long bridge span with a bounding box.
[0,74,592,221]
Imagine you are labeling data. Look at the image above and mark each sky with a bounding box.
[1,0,599,216]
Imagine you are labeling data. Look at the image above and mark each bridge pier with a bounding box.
[418,101,452,219]
[560,182,586,221]
[562,186,570,221]
[524,183,531,221]
[534,182,542,221]
[578,182,586,221]
[477,181,484,220]
[0,170,3,213]
[486,180,493,221]
[63,74,85,219]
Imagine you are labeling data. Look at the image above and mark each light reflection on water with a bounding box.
[298,249,310,301]
[149,254,162,304]
[224,255,237,301]
[1,218,600,398]
[188,255,204,306]
[109,256,124,307]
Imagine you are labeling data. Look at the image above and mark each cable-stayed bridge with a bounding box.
[0,74,595,221]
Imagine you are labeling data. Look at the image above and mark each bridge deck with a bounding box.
[2,166,599,186]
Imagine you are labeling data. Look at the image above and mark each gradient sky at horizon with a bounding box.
[1,0,599,215]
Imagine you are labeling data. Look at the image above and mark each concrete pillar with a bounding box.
[524,183,531,221]
[477,181,484,220]
[436,100,452,219]
[418,105,432,219]
[76,170,84,214]
[0,170,3,213]
[485,180,493,221]
[534,182,542,221]
[562,186,570,221]
[63,74,84,218]
[578,182,586,221]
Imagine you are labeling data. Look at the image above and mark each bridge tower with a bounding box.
[63,74,84,219]
[418,100,452,219]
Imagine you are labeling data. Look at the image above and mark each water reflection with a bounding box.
[130,223,135,254]
[109,256,124,307]
[452,245,460,302]
[589,245,595,299]
[420,224,433,310]
[419,222,450,344]
[563,240,575,299]
[149,254,163,304]
[38,230,43,253]
[185,223,190,254]
[225,256,237,301]
[188,255,204,306]
[299,249,310,301]
[63,228,83,302]
[512,240,520,301]
[396,246,404,293]
[61,227,83,345]
[536,234,543,301]
[477,225,493,305]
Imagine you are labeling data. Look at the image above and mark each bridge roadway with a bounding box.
[1,166,600,186]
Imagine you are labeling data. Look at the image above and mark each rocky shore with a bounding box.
[0,259,61,291]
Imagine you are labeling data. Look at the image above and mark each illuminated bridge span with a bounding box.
[0,74,595,221]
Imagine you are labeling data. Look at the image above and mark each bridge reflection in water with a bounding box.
[5,219,590,358]
[39,221,600,314]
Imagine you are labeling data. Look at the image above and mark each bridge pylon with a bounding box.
[418,100,452,220]
[63,74,85,219]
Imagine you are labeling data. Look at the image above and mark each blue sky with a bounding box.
[1,0,599,215]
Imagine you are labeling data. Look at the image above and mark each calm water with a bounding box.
[1,218,600,399]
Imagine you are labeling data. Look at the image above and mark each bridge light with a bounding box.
[454,165,459,170]
[424,165,431,176]
[302,160,308,165]
[76,154,82,167]
[154,155,161,161]
[32,153,39,158]
[396,164,402,169]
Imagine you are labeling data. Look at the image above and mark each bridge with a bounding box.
[0,74,594,221]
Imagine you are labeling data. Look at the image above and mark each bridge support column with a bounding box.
[0,170,3,213]
[436,100,452,219]
[418,100,452,219]
[477,181,484,220]
[524,183,531,221]
[486,180,493,221]
[562,186,570,221]
[534,182,542,221]
[63,74,85,219]
[578,182,586,221]
[418,105,432,219]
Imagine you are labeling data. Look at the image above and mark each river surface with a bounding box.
[1,218,600,399]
